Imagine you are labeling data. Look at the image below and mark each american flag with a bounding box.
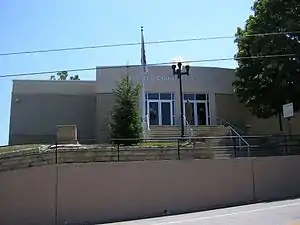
[141,26,148,73]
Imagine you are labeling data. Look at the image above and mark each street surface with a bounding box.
[103,198,300,225]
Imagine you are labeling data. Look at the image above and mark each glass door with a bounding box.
[184,100,209,125]
[148,101,159,125]
[148,100,173,125]
[161,101,172,125]
[196,102,207,125]
[184,101,195,125]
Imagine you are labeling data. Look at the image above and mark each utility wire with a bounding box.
[0,31,299,56]
[0,53,296,78]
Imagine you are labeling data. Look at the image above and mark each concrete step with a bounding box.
[148,125,232,142]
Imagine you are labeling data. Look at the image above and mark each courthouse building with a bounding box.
[9,65,299,145]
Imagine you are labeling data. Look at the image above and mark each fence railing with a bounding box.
[183,115,194,138]
[228,126,250,157]
[216,117,250,156]
[1,135,300,170]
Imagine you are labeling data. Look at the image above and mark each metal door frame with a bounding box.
[148,100,173,125]
[183,100,209,125]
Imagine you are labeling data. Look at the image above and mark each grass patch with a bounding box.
[138,141,178,148]
[0,140,194,155]
[0,144,45,154]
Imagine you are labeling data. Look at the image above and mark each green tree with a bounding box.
[50,71,80,80]
[233,0,300,130]
[70,74,80,80]
[109,76,142,145]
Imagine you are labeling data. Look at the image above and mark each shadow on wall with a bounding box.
[0,156,300,225]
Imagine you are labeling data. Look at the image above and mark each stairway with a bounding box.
[147,125,230,139]
[192,126,234,159]
[147,125,240,159]
[147,125,187,139]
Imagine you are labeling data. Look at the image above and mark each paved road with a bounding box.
[104,198,300,225]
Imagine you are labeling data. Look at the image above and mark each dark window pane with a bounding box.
[172,101,175,115]
[185,102,195,125]
[197,102,207,125]
[184,94,194,100]
[196,94,206,100]
[145,101,147,115]
[149,102,159,125]
[207,102,210,125]
[206,94,209,100]
[207,102,210,115]
[161,102,171,125]
[148,93,159,100]
[160,93,172,100]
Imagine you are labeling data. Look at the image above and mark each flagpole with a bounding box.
[141,26,147,137]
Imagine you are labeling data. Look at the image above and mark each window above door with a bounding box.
[184,93,208,101]
[145,93,175,100]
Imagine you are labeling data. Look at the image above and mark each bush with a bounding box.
[109,76,142,145]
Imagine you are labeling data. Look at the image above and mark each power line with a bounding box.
[1,53,296,78]
[0,31,299,57]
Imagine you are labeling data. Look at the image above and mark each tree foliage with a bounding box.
[50,71,80,80]
[233,0,300,120]
[109,76,142,145]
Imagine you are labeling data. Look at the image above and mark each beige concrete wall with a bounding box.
[12,80,95,95]
[96,66,235,94]
[0,166,56,225]
[1,157,300,224]
[95,93,115,143]
[57,160,253,224]
[215,93,300,135]
[0,159,254,225]
[9,93,96,145]
[253,156,300,200]
[215,93,249,127]
[244,113,300,135]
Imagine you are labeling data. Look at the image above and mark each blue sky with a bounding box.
[0,0,253,145]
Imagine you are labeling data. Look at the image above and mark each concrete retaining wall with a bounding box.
[253,156,300,201]
[0,156,300,224]
[0,147,213,172]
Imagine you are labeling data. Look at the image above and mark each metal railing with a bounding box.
[142,114,151,138]
[229,126,250,157]
[183,115,194,138]
[216,117,250,156]
[146,113,150,131]
[216,117,245,134]
[2,135,300,172]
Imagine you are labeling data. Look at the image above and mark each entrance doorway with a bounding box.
[148,100,173,125]
[145,93,175,126]
[183,93,210,125]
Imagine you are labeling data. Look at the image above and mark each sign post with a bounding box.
[283,102,294,136]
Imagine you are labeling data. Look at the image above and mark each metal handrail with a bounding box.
[183,115,194,138]
[228,125,250,157]
[145,114,150,131]
[216,117,250,156]
[216,117,244,134]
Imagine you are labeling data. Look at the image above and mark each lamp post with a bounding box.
[171,62,190,138]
